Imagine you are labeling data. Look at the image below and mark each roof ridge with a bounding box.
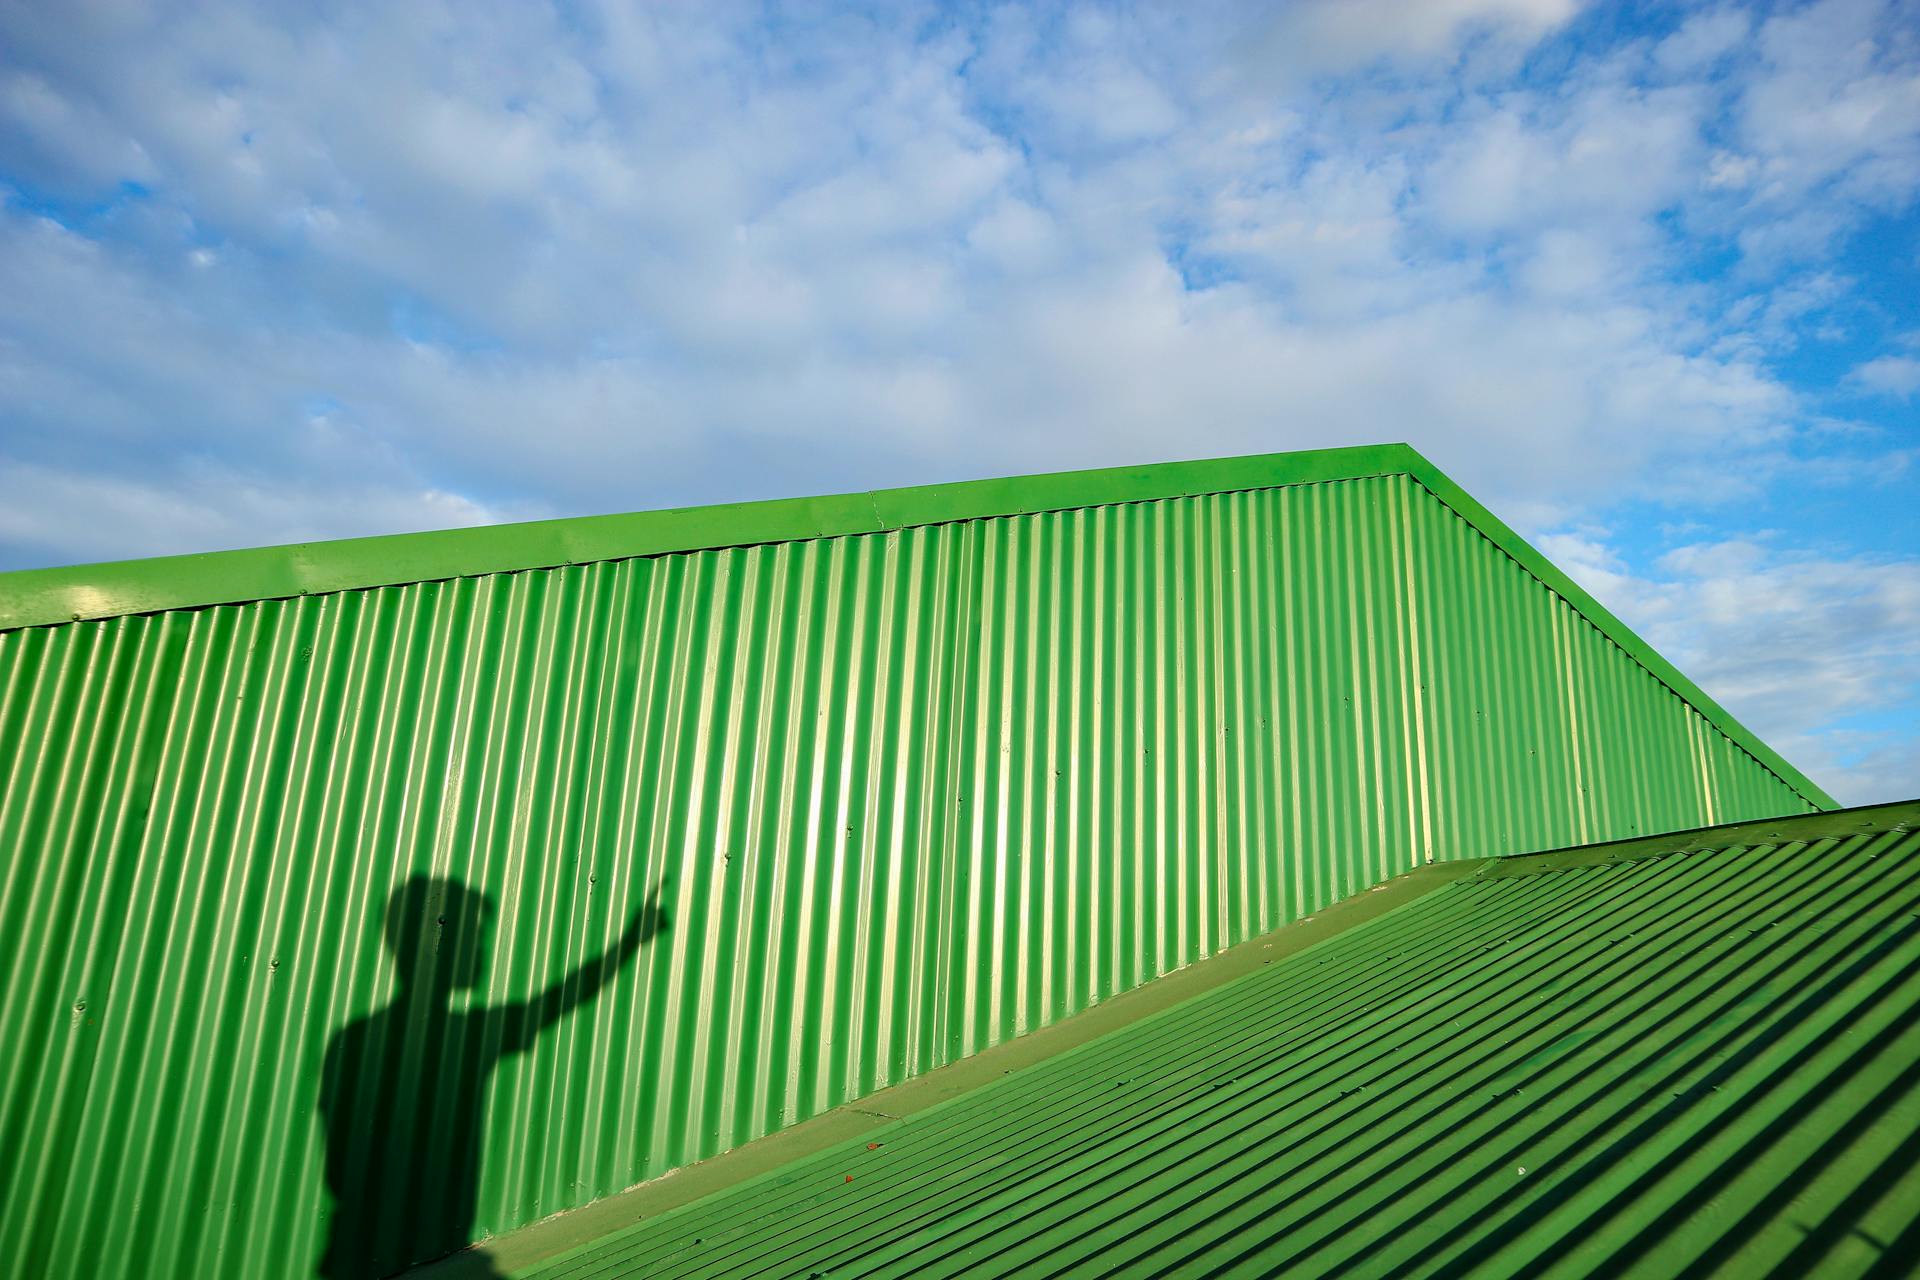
[0,439,1836,809]
[0,443,1415,631]
[1483,798,1917,878]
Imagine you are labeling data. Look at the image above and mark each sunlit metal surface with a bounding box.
[552,803,1920,1279]
[0,470,1820,1279]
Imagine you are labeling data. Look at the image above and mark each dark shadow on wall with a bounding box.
[318,875,670,1279]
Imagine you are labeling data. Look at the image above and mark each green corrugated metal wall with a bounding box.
[0,468,1819,1279]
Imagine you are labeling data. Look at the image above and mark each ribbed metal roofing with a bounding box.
[523,801,1920,1280]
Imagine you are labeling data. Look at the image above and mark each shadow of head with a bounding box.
[385,875,497,995]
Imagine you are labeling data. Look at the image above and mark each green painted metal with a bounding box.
[0,446,1412,632]
[0,444,1834,809]
[0,451,1828,1280]
[528,800,1920,1279]
[411,857,1492,1280]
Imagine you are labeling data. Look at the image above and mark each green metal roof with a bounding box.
[494,799,1920,1279]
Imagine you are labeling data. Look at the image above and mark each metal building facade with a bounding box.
[0,446,1829,1279]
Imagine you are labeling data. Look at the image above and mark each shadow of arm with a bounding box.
[494,879,671,1054]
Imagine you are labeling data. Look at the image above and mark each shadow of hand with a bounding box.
[629,877,672,946]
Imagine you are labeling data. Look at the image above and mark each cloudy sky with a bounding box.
[0,0,1915,803]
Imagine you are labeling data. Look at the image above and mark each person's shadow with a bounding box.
[318,874,670,1279]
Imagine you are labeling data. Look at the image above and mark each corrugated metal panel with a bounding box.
[0,473,1819,1280]
[542,803,1920,1279]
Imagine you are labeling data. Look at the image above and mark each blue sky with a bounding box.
[0,0,1915,802]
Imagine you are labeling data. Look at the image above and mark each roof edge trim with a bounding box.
[0,439,1836,808]
[0,443,1409,632]
[1393,449,1837,809]
[1485,797,1914,878]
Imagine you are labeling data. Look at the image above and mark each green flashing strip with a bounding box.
[1485,796,1917,879]
[0,443,1405,632]
[0,439,1835,809]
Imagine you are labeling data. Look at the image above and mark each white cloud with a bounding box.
[0,458,510,565]
[1848,354,1920,398]
[1777,729,1920,809]
[1704,150,1759,189]
[1731,0,1920,248]
[1419,83,1709,240]
[0,0,1911,805]
[1243,0,1583,82]
[0,0,1912,588]
[1655,8,1753,75]
[1546,530,1920,805]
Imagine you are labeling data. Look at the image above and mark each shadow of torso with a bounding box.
[315,873,666,1279]
[319,1000,505,1280]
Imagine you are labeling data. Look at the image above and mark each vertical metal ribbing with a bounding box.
[0,476,1818,1280]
